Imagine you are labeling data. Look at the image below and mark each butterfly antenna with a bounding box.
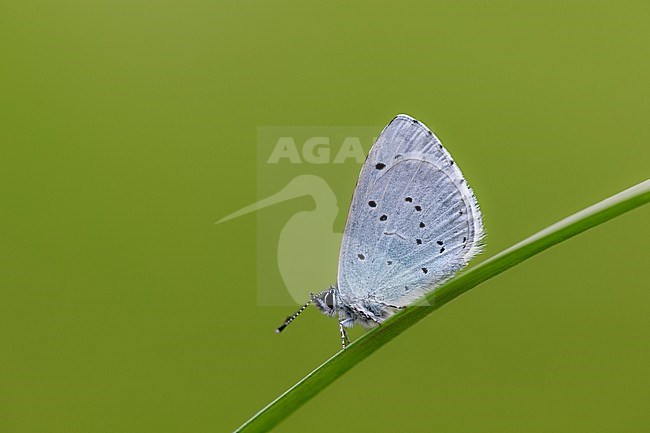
[275,299,312,334]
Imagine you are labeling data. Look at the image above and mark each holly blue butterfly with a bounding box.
[276,114,485,348]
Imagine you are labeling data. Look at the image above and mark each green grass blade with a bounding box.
[234,179,650,433]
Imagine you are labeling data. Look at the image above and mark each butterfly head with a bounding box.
[311,286,339,317]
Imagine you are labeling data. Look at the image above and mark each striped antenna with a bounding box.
[275,299,312,334]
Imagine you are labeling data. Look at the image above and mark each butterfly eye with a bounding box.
[325,292,334,309]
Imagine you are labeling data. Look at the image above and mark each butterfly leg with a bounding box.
[338,320,350,349]
[350,305,383,327]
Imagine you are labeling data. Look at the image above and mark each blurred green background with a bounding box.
[1,1,649,432]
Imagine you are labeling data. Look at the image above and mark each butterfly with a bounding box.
[276,114,485,348]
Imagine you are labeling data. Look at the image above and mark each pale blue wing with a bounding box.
[337,114,484,306]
